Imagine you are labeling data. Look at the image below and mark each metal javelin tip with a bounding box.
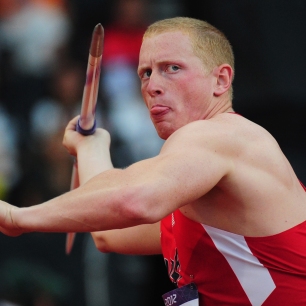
[90,23,104,57]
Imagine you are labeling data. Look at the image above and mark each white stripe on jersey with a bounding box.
[203,224,276,306]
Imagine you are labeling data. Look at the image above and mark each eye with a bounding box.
[142,69,152,79]
[166,65,180,73]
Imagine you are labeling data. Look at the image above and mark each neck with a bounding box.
[204,98,233,120]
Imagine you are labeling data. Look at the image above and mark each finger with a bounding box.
[66,115,81,132]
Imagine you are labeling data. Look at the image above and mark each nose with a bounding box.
[146,72,163,97]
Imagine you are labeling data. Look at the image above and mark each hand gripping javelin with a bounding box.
[66,23,104,255]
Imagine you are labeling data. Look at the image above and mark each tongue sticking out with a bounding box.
[150,105,170,115]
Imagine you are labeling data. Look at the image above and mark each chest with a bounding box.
[160,210,306,305]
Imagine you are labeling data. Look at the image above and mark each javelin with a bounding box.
[66,23,104,255]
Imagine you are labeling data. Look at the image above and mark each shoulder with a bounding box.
[160,113,281,167]
[163,113,270,150]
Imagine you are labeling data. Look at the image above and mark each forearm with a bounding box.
[76,137,113,185]
[91,222,162,255]
[11,168,147,234]
[12,189,100,233]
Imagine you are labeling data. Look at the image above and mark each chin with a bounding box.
[153,121,177,140]
[156,127,173,140]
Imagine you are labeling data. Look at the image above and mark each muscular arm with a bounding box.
[1,118,232,240]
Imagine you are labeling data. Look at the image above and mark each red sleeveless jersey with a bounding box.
[161,206,306,305]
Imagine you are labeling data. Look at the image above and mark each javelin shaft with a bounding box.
[77,23,104,133]
[66,24,104,255]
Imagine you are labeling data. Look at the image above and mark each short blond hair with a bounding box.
[144,17,235,98]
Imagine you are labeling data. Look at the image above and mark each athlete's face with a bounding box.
[138,31,216,139]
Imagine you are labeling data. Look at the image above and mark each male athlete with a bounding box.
[1,17,306,305]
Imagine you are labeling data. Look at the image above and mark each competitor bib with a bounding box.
[162,283,199,306]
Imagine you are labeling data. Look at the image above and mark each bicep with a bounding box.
[125,128,232,220]
[91,222,161,255]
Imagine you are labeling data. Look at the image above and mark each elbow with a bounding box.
[118,185,160,225]
[92,232,111,253]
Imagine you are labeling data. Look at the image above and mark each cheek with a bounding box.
[182,81,210,116]
[179,78,202,103]
[141,88,149,107]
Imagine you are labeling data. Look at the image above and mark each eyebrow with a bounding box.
[137,65,149,77]
[138,58,184,71]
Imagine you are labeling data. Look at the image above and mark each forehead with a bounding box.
[139,31,196,64]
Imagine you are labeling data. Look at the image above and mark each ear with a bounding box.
[213,64,233,97]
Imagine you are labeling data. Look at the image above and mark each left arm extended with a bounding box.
[1,119,232,237]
